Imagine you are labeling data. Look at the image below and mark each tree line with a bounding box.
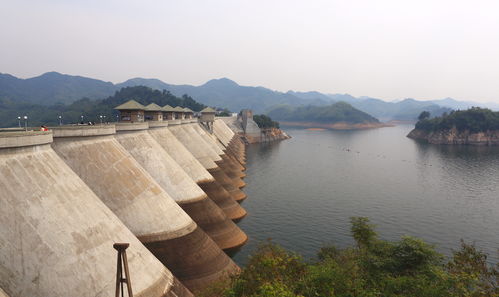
[416,107,499,133]
[0,86,206,128]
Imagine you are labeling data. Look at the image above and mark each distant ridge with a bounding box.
[0,72,115,105]
[1,72,496,121]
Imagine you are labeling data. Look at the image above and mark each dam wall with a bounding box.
[189,123,246,184]
[148,125,247,220]
[214,119,247,165]
[0,131,191,297]
[213,120,232,146]
[114,123,247,250]
[50,125,238,292]
[0,288,8,297]
[169,124,247,202]
[196,122,245,170]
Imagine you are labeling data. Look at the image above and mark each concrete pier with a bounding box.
[0,131,191,297]
[169,124,247,202]
[148,124,247,220]
[50,126,238,292]
[114,122,247,250]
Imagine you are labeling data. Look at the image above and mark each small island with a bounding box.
[267,102,390,130]
[407,107,499,145]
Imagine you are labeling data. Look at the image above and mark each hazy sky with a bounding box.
[2,0,499,102]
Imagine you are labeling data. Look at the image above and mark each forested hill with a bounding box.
[407,107,499,145]
[267,102,380,124]
[414,107,499,133]
[0,72,472,121]
[0,86,205,128]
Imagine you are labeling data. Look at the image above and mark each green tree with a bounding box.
[418,111,431,121]
[202,217,498,297]
[350,217,377,248]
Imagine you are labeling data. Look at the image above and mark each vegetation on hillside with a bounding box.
[201,217,498,297]
[267,102,380,124]
[0,86,206,127]
[253,114,280,129]
[415,107,499,133]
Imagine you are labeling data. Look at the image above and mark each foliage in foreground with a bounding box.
[415,107,499,133]
[201,217,498,297]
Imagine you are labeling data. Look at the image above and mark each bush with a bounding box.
[203,217,498,297]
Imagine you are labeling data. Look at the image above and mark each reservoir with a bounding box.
[233,125,499,265]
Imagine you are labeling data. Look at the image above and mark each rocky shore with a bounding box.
[407,127,499,145]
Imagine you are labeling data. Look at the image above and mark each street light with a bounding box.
[99,115,103,124]
[17,116,21,128]
[80,115,84,124]
[23,115,28,131]
[58,115,62,126]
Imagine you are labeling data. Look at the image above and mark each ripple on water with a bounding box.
[232,126,499,265]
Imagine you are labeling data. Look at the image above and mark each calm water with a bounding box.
[232,125,499,265]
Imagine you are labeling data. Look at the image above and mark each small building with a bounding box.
[200,107,216,122]
[162,105,176,120]
[114,100,145,122]
[183,107,194,119]
[173,106,185,120]
[200,107,216,132]
[144,103,164,121]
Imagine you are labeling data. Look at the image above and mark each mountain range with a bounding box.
[1,72,497,121]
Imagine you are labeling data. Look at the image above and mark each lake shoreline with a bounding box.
[407,127,499,145]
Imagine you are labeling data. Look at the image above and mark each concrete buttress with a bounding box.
[114,122,247,250]
[0,131,192,297]
[50,125,239,293]
[148,124,247,220]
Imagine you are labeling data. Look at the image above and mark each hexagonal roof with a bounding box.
[144,103,163,111]
[200,107,216,113]
[114,99,145,110]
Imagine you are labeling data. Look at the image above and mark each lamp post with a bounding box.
[99,115,103,125]
[80,115,84,124]
[116,114,119,122]
[23,115,28,131]
[103,115,107,124]
[17,116,21,128]
[58,115,62,126]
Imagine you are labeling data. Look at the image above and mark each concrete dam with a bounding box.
[0,107,250,296]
